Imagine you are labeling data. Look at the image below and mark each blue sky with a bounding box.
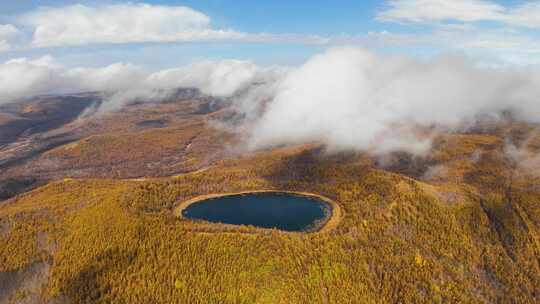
[0,0,539,67]
[1,0,540,141]
[1,0,384,33]
[0,0,382,67]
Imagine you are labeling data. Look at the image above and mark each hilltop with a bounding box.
[0,94,540,303]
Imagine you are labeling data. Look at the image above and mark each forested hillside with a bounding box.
[1,130,540,303]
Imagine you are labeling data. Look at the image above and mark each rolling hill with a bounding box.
[1,94,540,303]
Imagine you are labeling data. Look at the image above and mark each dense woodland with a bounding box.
[1,127,540,303]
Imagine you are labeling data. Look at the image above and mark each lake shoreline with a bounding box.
[173,190,343,233]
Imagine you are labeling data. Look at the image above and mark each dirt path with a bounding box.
[172,165,215,178]
[125,165,216,182]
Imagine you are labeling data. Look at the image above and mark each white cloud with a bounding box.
[378,0,504,23]
[0,56,69,102]
[148,60,261,97]
[378,0,540,28]
[0,56,149,105]
[0,24,23,52]
[3,48,540,156]
[16,3,328,48]
[245,47,540,154]
[18,3,245,47]
[0,1,535,67]
[357,27,540,66]
[505,2,540,28]
[505,137,540,177]
[0,55,282,111]
[66,63,148,92]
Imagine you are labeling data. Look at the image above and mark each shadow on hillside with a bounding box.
[259,147,365,192]
[372,151,434,180]
[61,247,138,303]
[0,261,50,304]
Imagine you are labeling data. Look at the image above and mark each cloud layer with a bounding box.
[0,56,67,101]
[18,3,246,47]
[245,47,540,154]
[378,0,540,28]
[373,0,540,64]
[0,24,22,52]
[0,1,537,65]
[2,47,540,156]
[0,55,282,111]
[8,3,328,49]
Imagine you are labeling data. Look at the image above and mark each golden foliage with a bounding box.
[1,135,540,303]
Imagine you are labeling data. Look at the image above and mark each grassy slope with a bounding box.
[1,133,540,303]
[0,98,231,182]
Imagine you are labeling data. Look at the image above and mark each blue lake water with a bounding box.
[182,192,331,232]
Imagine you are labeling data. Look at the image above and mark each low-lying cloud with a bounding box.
[0,55,283,112]
[245,47,540,154]
[0,56,67,101]
[2,47,540,156]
